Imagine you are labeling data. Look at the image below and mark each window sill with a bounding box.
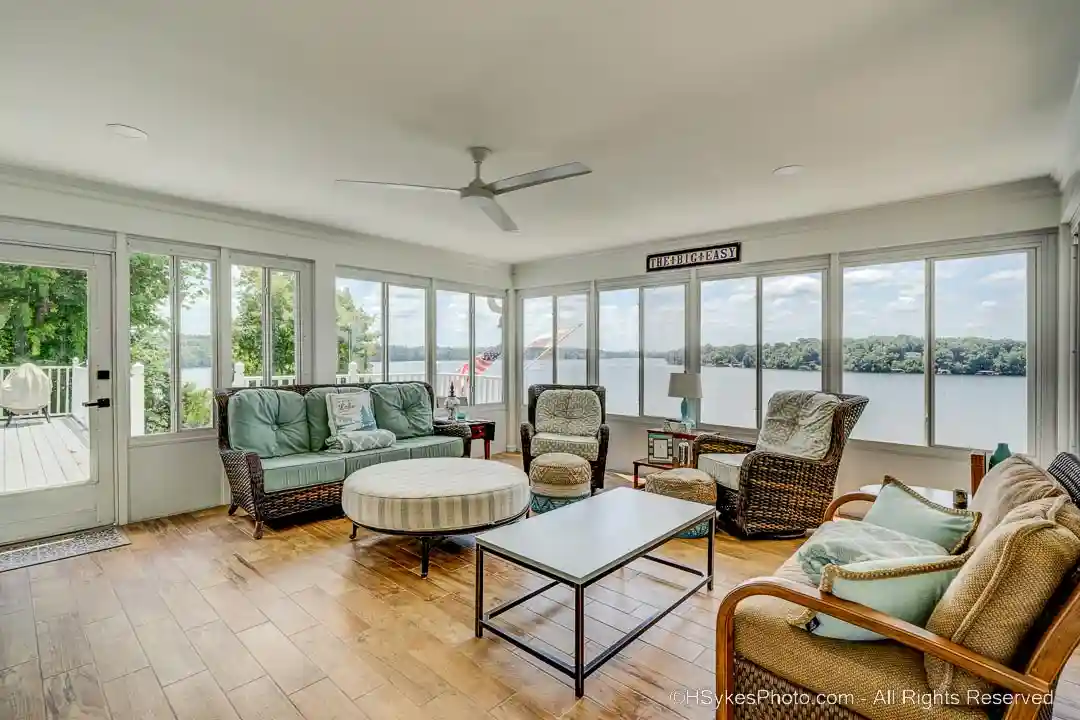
[129,429,217,448]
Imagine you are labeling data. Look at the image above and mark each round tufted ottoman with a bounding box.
[643,468,717,538]
[529,452,592,514]
[343,457,529,577]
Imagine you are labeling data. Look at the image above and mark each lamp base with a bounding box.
[679,398,695,430]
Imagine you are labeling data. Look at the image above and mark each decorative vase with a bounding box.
[679,398,694,430]
[988,443,1011,470]
[444,384,460,421]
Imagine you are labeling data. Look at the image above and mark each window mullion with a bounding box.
[638,287,645,417]
[925,259,935,446]
[755,276,764,429]
[468,293,476,398]
[551,296,559,384]
[381,283,390,382]
[170,256,182,431]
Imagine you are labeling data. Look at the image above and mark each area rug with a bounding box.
[0,526,130,572]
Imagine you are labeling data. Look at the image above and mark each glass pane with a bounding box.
[522,296,554,398]
[933,253,1027,451]
[269,270,298,384]
[336,278,382,382]
[179,260,214,430]
[643,285,685,418]
[556,294,587,385]
[387,285,426,382]
[130,253,173,434]
[763,272,823,407]
[231,265,264,385]
[473,295,504,404]
[436,290,470,400]
[0,261,91,487]
[700,278,756,428]
[843,261,925,445]
[598,289,639,416]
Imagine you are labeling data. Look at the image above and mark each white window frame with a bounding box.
[517,284,593,405]
[128,237,219,438]
[434,281,508,408]
[839,232,1049,453]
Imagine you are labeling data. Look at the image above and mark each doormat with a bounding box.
[0,526,130,572]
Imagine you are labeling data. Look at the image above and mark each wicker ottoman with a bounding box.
[643,468,717,538]
[529,452,592,514]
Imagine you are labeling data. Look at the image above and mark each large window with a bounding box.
[643,285,686,417]
[521,296,555,398]
[130,252,215,435]
[521,293,591,400]
[336,278,382,382]
[436,290,505,405]
[842,252,1030,451]
[387,285,427,381]
[556,294,588,386]
[762,273,823,402]
[231,264,301,386]
[598,289,639,416]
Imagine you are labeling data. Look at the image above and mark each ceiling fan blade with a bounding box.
[467,195,519,232]
[335,179,460,194]
[488,162,592,195]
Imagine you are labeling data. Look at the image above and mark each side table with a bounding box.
[633,427,704,489]
[465,419,496,459]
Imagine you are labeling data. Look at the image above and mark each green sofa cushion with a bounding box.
[304,386,351,451]
[370,383,433,439]
[261,453,346,493]
[340,445,410,475]
[396,435,463,459]
[228,389,311,458]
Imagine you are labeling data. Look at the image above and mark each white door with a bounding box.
[0,243,115,545]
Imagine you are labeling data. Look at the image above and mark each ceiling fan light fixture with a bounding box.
[773,164,805,176]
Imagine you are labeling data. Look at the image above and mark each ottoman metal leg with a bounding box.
[350,522,358,540]
[420,537,432,578]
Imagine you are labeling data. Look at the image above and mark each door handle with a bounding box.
[82,398,111,409]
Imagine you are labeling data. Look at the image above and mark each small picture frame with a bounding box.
[647,431,673,464]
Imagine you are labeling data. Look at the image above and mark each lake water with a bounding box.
[184,356,1026,452]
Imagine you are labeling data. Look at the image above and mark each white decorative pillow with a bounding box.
[326,391,377,435]
[756,390,839,460]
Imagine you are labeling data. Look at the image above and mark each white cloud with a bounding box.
[764,274,820,297]
[980,300,997,308]
[884,296,919,312]
[981,269,1025,283]
[844,267,893,285]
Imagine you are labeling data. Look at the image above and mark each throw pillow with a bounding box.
[795,519,950,585]
[924,496,1080,702]
[863,477,980,553]
[369,383,434,439]
[756,390,840,461]
[326,391,376,435]
[968,454,1064,548]
[789,552,969,641]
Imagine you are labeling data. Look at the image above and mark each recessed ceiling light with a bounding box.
[106,123,148,141]
[773,164,804,176]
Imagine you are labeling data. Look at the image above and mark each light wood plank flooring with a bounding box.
[0,417,88,493]
[2,456,1080,719]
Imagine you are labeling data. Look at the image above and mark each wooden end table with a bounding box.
[633,427,704,488]
[465,419,496,459]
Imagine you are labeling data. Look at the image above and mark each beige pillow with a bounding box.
[968,454,1064,547]
[924,498,1080,703]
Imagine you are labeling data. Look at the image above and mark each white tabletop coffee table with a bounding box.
[474,487,716,697]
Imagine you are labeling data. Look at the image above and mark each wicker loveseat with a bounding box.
[520,384,610,492]
[694,391,868,537]
[715,452,1080,720]
[215,381,472,538]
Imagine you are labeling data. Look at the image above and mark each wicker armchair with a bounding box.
[520,384,610,492]
[694,392,868,537]
[216,382,472,538]
[714,452,1080,720]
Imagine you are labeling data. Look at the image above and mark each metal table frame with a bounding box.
[475,513,715,697]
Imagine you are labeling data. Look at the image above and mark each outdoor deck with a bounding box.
[0,417,89,492]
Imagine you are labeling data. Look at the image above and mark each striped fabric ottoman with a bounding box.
[343,457,529,577]
[643,468,716,538]
[529,452,592,514]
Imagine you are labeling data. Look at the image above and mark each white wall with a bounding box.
[0,166,513,523]
[515,177,1064,496]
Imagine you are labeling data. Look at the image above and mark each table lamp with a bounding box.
[667,372,702,428]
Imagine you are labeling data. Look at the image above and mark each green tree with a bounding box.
[231,268,303,379]
[335,287,380,373]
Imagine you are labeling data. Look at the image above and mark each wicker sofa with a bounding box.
[520,384,610,492]
[694,391,868,537]
[215,381,472,538]
[715,452,1080,720]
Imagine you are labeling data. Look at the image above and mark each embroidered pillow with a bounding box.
[326,391,377,435]
[795,519,949,585]
[756,391,839,460]
[863,477,980,553]
[789,553,969,641]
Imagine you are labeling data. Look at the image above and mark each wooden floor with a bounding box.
[0,417,88,493]
[2,457,1080,720]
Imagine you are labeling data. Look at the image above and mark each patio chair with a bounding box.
[520,384,609,492]
[0,363,53,426]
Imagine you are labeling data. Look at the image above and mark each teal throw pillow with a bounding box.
[789,552,969,641]
[369,383,434,439]
[863,477,981,553]
[796,518,949,584]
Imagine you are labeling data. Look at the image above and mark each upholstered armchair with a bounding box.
[520,384,609,492]
[694,390,868,537]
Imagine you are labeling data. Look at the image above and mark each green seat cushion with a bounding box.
[304,386,352,451]
[228,389,311,458]
[340,445,410,475]
[395,435,463,459]
[261,453,346,493]
[370,383,433,439]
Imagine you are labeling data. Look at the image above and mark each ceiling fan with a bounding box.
[336,146,591,232]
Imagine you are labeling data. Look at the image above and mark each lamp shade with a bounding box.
[667,372,702,399]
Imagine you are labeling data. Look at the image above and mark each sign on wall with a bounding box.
[645,242,741,273]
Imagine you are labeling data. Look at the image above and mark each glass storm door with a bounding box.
[0,244,115,545]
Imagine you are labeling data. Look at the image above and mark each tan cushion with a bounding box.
[529,452,591,497]
[756,390,839,461]
[534,389,602,436]
[924,497,1080,702]
[734,593,986,720]
[644,468,716,505]
[531,433,599,461]
[968,454,1064,547]
[697,452,745,491]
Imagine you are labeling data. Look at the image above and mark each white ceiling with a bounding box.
[1,1,1078,263]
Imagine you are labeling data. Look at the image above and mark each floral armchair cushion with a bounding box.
[534,389,602,437]
[756,390,840,461]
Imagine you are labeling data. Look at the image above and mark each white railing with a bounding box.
[231,361,502,404]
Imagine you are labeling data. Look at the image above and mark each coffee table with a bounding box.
[474,487,716,697]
